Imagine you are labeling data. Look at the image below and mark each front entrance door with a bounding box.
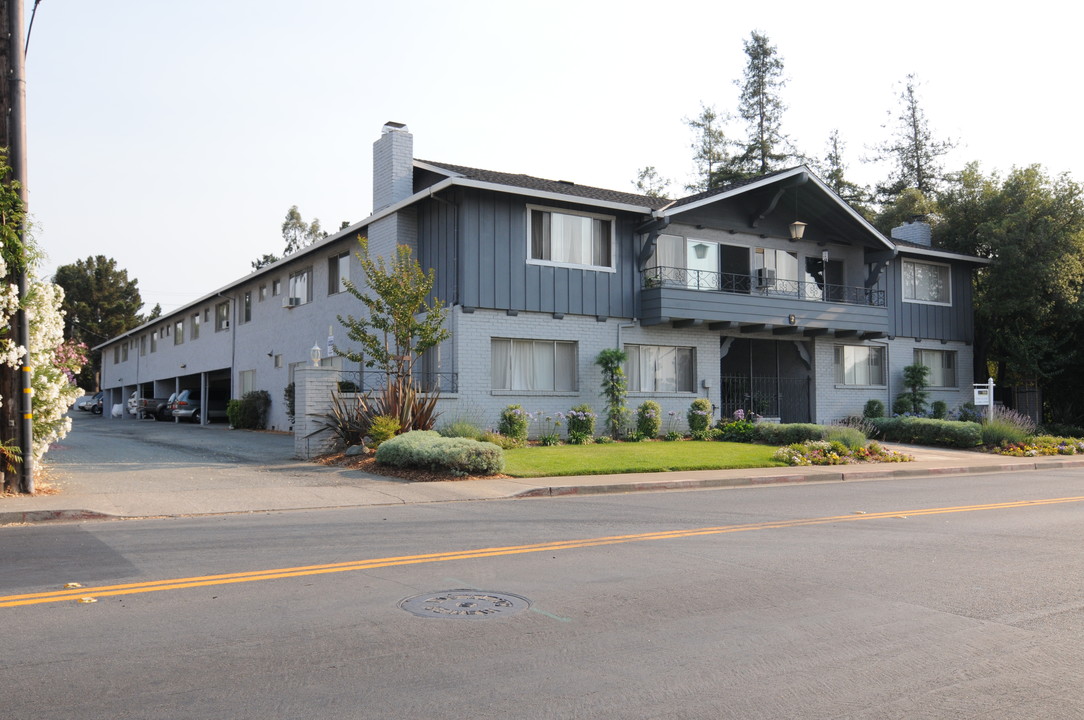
[720,338,811,422]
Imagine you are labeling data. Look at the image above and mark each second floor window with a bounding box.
[192,313,200,340]
[174,320,184,345]
[216,302,230,331]
[289,268,312,305]
[903,260,950,305]
[242,291,252,323]
[328,252,350,294]
[528,206,614,270]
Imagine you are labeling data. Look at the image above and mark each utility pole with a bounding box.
[0,0,33,493]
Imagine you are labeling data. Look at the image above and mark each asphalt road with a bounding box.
[5,464,1084,719]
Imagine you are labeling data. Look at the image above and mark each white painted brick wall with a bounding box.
[434,308,725,436]
[293,366,342,459]
[813,337,975,423]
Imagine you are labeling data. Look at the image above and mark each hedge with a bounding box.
[868,417,982,448]
[375,430,504,476]
[752,422,831,445]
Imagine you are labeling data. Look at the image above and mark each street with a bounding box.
[4,457,1084,718]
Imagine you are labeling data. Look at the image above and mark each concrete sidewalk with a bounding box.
[4,425,1084,524]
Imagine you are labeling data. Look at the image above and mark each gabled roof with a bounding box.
[417,160,672,211]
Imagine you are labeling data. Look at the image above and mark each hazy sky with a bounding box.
[24,0,1080,315]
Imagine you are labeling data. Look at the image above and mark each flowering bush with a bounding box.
[497,405,529,445]
[636,401,661,439]
[773,440,913,466]
[566,404,596,444]
[687,398,713,433]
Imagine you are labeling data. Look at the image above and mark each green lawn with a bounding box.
[502,441,786,477]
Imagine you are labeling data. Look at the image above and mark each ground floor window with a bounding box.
[491,338,576,391]
[625,344,695,392]
[239,369,256,395]
[915,349,956,387]
[835,345,885,386]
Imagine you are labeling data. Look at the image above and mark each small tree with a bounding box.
[336,237,450,431]
[595,349,629,439]
[896,363,931,415]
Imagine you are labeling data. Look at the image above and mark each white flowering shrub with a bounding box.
[24,281,83,460]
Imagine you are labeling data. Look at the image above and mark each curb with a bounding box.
[0,509,116,526]
[513,457,1084,499]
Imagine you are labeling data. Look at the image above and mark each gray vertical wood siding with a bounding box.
[419,188,640,318]
[885,255,975,342]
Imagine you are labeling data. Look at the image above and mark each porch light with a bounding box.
[692,242,710,259]
[789,221,807,242]
[311,343,321,367]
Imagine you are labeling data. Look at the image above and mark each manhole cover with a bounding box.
[399,589,531,619]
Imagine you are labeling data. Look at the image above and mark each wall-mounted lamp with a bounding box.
[691,242,711,259]
[789,221,807,242]
[310,343,322,367]
[267,350,274,357]
[179,364,186,369]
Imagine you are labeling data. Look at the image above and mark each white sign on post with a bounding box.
[973,387,991,406]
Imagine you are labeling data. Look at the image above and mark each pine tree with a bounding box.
[684,104,732,192]
[871,74,957,204]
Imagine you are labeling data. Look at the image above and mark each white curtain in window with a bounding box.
[555,341,576,391]
[492,339,511,389]
[492,339,575,391]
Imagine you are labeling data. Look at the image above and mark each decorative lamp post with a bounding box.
[311,343,322,367]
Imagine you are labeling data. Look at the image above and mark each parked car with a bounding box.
[131,392,176,420]
[171,389,228,423]
[78,392,103,414]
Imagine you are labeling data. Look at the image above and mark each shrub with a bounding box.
[375,430,504,476]
[663,430,683,441]
[825,425,867,451]
[438,419,483,439]
[596,348,629,439]
[284,382,295,425]
[981,406,1036,447]
[930,400,948,419]
[718,419,756,442]
[955,401,985,423]
[479,431,519,450]
[636,401,662,439]
[773,440,913,466]
[863,399,885,419]
[753,422,828,446]
[868,416,982,448]
[567,404,596,438]
[687,398,713,433]
[368,415,401,448]
[306,391,372,447]
[895,363,930,415]
[228,390,271,429]
[1040,423,1084,439]
[691,427,722,441]
[497,405,529,445]
[891,396,913,416]
[594,435,615,444]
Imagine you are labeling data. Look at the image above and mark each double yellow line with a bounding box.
[4,496,1083,608]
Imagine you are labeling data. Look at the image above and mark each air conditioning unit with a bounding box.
[222,320,230,330]
[756,268,776,288]
[283,297,301,308]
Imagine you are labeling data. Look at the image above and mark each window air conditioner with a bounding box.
[283,297,301,308]
[756,268,776,288]
[223,321,230,330]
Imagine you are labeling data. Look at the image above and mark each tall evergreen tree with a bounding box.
[712,31,797,186]
[871,74,957,204]
[53,256,148,388]
[816,129,869,213]
[684,104,732,192]
[632,166,671,199]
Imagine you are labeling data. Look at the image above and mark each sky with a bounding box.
[22,0,1082,316]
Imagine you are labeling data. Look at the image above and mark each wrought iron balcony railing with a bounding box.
[641,266,886,307]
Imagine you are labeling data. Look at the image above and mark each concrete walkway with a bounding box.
[4,415,1084,524]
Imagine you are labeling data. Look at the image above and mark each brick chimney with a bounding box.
[890,217,932,246]
[373,121,413,212]
[369,122,417,257]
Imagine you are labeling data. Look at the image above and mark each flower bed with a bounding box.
[773,440,913,466]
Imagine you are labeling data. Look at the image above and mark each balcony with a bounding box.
[639,266,888,337]
[642,266,885,307]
